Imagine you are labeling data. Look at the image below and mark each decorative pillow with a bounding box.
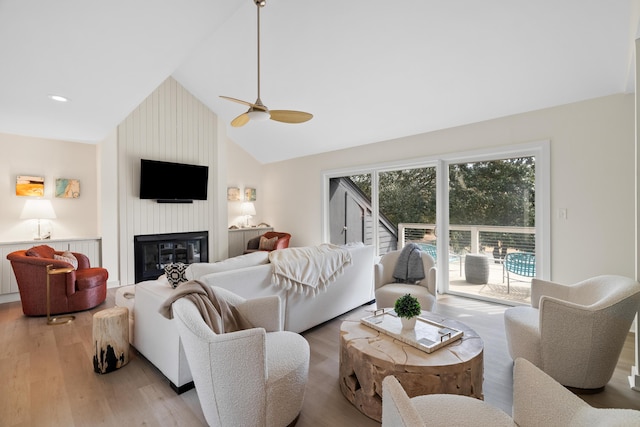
[259,236,278,251]
[164,263,188,288]
[54,251,78,269]
[26,244,56,259]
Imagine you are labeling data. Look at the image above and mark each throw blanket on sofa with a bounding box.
[393,243,425,283]
[269,244,352,296]
[159,280,252,333]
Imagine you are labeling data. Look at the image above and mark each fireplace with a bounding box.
[134,231,209,283]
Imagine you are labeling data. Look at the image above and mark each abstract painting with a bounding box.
[55,178,80,198]
[245,187,256,201]
[16,175,44,197]
[227,187,241,201]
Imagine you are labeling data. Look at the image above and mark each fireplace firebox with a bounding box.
[134,231,208,283]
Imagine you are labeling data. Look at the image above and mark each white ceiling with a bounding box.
[1,0,639,163]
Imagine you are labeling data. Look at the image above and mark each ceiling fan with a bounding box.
[220,0,313,128]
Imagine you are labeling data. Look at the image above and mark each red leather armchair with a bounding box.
[244,231,291,254]
[7,245,108,316]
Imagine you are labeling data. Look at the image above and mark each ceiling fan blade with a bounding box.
[231,113,250,127]
[220,96,255,108]
[269,110,313,124]
[221,2,313,127]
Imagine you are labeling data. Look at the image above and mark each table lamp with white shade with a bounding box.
[241,202,256,228]
[20,199,56,240]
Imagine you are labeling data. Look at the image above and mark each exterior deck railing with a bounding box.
[399,223,536,304]
[398,223,536,256]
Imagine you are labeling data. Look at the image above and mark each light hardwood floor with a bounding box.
[1,291,639,426]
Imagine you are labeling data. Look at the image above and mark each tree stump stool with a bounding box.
[93,306,129,374]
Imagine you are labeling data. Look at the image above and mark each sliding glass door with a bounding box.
[323,141,549,305]
[447,157,537,304]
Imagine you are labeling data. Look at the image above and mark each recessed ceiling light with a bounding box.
[48,94,69,102]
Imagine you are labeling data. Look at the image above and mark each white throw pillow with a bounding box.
[185,251,270,281]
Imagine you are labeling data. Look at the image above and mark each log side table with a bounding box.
[339,311,484,422]
[93,306,130,374]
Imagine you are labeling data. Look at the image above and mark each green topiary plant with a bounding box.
[394,294,421,319]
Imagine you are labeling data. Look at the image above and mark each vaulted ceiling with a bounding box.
[1,0,638,163]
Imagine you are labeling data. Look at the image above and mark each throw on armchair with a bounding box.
[171,286,310,427]
[244,231,291,254]
[375,248,437,311]
[7,245,108,316]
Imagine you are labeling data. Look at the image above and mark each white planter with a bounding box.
[401,316,417,330]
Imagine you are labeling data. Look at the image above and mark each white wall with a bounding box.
[260,94,635,283]
[0,133,99,241]
[226,138,267,227]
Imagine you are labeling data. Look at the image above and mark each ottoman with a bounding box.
[465,254,490,284]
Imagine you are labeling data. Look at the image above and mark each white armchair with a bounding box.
[381,358,640,427]
[504,275,640,391]
[171,286,310,427]
[375,249,437,311]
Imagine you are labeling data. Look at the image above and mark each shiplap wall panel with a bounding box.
[118,78,218,285]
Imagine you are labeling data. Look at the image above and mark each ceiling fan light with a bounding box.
[247,109,270,121]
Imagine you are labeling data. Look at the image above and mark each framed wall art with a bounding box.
[245,187,256,201]
[227,187,241,201]
[55,178,80,198]
[16,175,44,197]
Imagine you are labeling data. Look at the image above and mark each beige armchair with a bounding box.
[374,249,437,311]
[381,358,640,426]
[171,286,310,427]
[504,275,640,391]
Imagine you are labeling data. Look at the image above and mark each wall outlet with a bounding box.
[558,208,568,220]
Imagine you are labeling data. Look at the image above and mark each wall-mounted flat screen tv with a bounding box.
[139,159,209,203]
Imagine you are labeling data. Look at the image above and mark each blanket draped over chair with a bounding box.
[392,243,425,283]
[159,280,252,333]
[269,244,352,296]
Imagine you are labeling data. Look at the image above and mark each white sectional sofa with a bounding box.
[132,244,375,392]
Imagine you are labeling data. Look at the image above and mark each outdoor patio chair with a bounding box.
[503,252,536,292]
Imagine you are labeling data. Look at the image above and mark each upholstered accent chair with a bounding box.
[381,358,640,426]
[374,249,437,311]
[171,286,310,427]
[244,231,291,254]
[7,245,108,316]
[504,275,640,391]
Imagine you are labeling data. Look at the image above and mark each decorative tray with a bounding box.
[360,309,463,354]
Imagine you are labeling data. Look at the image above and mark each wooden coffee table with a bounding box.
[339,310,484,422]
